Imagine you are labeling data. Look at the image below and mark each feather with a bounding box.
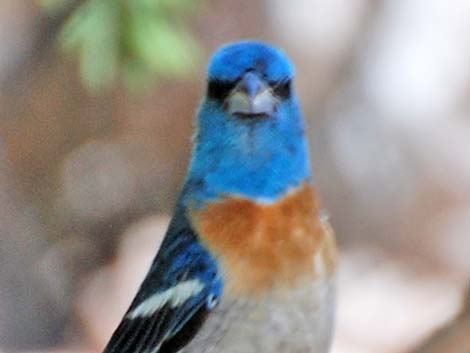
[102,207,221,353]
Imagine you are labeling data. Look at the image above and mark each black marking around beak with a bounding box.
[226,72,277,117]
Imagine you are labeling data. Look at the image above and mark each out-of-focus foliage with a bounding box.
[38,0,72,13]
[40,0,202,91]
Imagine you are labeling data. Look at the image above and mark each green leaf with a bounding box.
[58,0,203,91]
[38,0,71,14]
[129,12,200,77]
[60,0,120,90]
[132,0,199,13]
[59,2,91,52]
[122,58,154,91]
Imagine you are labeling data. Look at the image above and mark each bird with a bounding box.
[102,41,337,353]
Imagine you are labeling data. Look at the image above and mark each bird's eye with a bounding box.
[272,80,291,99]
[207,80,235,101]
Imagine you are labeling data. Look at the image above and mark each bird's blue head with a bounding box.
[184,41,311,206]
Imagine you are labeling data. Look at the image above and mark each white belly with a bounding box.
[181,275,336,353]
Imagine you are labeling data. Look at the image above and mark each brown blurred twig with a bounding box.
[1,0,85,93]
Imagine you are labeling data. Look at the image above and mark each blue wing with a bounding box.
[102,205,223,353]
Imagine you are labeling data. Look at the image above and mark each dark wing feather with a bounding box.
[159,305,210,353]
[103,300,209,353]
[102,206,222,353]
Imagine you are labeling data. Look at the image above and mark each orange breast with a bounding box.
[189,184,337,296]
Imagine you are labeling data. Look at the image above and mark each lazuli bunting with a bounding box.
[102,41,337,353]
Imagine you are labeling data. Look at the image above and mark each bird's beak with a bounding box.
[226,72,277,117]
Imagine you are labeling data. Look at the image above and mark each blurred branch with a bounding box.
[32,0,85,61]
[408,285,470,353]
[1,0,84,93]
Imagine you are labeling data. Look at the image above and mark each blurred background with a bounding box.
[0,1,469,352]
